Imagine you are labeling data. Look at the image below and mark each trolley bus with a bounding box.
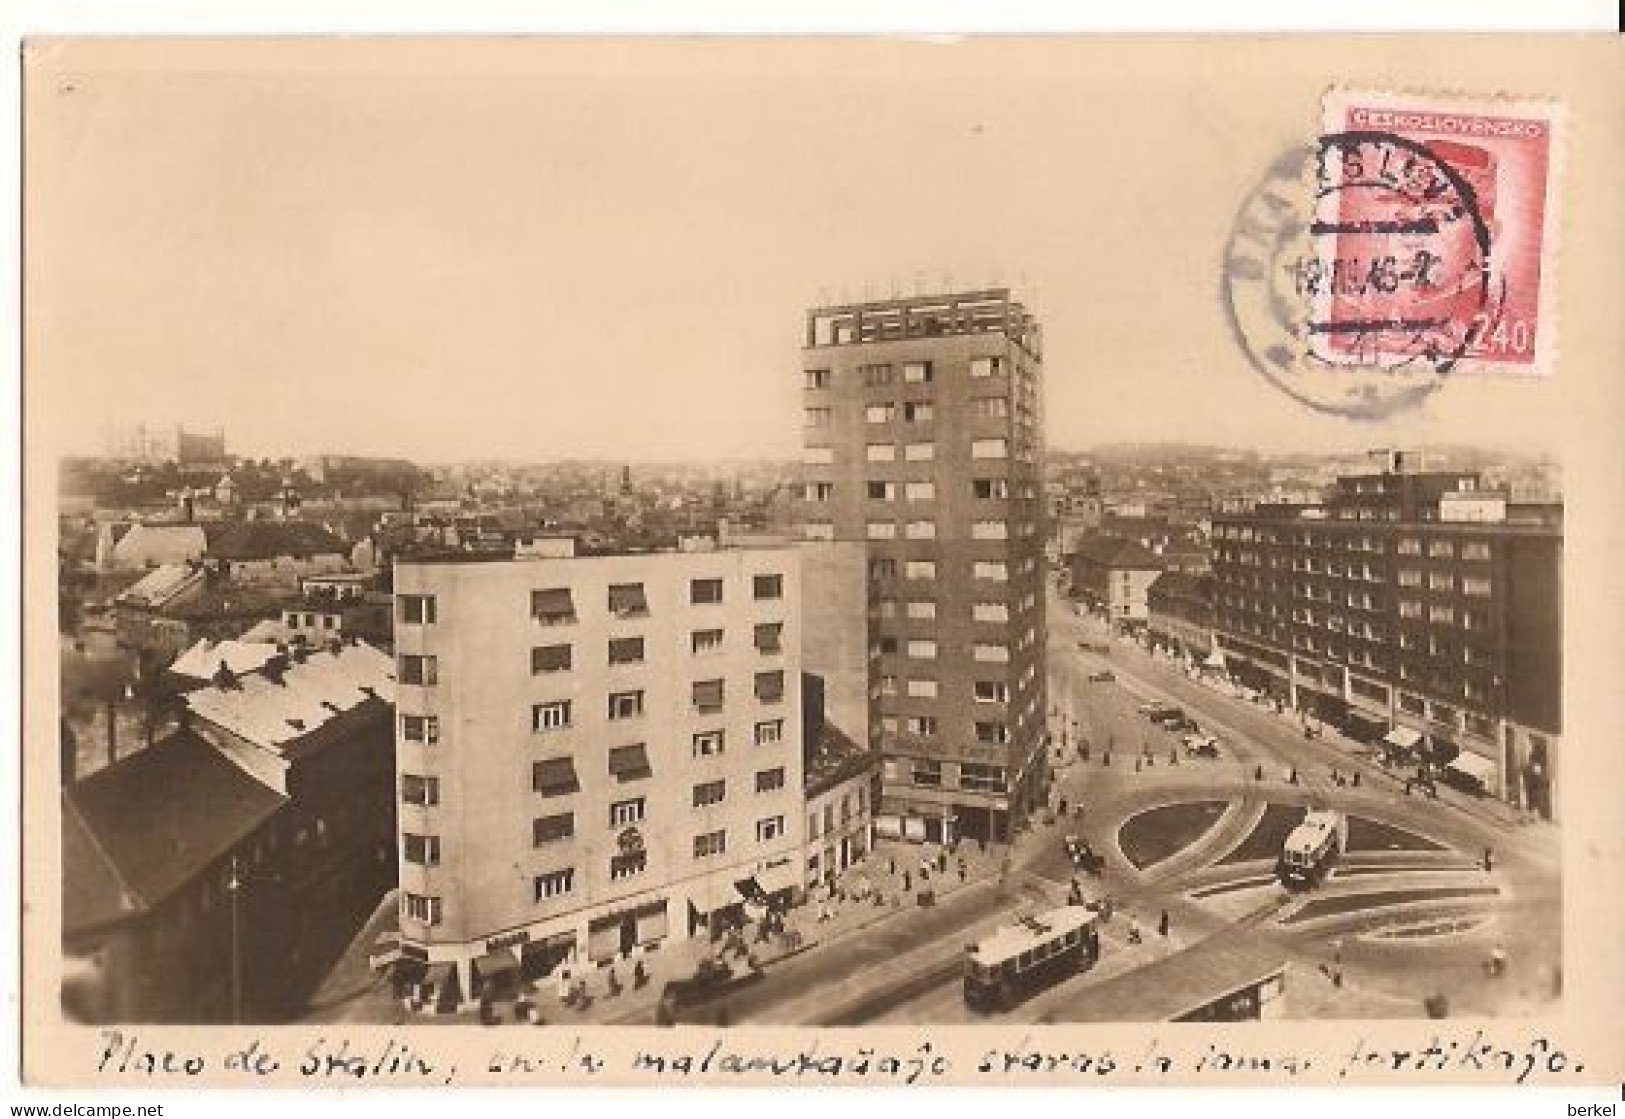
[963,907,1101,1012]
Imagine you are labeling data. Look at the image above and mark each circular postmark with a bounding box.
[1222,130,1498,421]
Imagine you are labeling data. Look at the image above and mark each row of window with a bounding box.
[804,397,1013,427]
[803,356,1006,391]
[801,477,1035,503]
[529,677,786,733]
[524,624,784,675]
[1214,526,1496,563]
[869,633,1038,663]
[866,555,1040,582]
[874,677,1013,703]
[807,786,869,840]
[896,758,1009,792]
[801,438,1009,465]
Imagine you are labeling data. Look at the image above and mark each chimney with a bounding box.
[264,653,289,685]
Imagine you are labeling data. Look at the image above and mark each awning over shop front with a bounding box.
[1446,751,1498,786]
[472,947,519,981]
[1383,727,1423,751]
[757,861,801,896]
[367,931,402,970]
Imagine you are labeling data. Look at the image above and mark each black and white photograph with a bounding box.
[17,33,1625,1091]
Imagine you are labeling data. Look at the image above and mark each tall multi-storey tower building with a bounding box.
[390,538,807,1007]
[795,289,1048,844]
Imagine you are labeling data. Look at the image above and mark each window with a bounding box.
[906,715,938,737]
[907,677,938,698]
[609,797,646,826]
[401,774,440,806]
[971,438,1008,459]
[970,356,1002,378]
[1428,573,1454,591]
[867,480,897,501]
[403,834,441,866]
[973,602,1009,623]
[532,643,572,673]
[866,443,897,463]
[805,407,833,427]
[608,583,649,618]
[911,759,943,787]
[755,815,787,844]
[1397,569,1422,587]
[804,368,830,389]
[532,588,576,625]
[693,779,727,807]
[903,401,934,422]
[755,767,786,793]
[1463,576,1493,596]
[972,521,1008,541]
[399,594,437,625]
[754,670,786,703]
[973,643,1010,663]
[906,599,936,620]
[905,559,936,579]
[960,762,1006,794]
[534,870,574,901]
[692,628,724,655]
[1429,605,1456,624]
[907,639,938,660]
[802,523,834,541]
[691,578,724,605]
[533,700,572,732]
[973,478,1010,500]
[974,560,1009,581]
[608,690,645,720]
[904,481,936,501]
[403,894,442,925]
[904,442,935,462]
[970,396,1009,419]
[1397,538,1423,555]
[1428,540,1455,558]
[976,721,1011,745]
[608,743,652,782]
[693,729,726,757]
[755,719,784,746]
[1462,541,1492,561]
[869,558,898,580]
[532,757,580,796]
[753,623,783,654]
[905,519,936,539]
[753,574,783,601]
[693,679,725,714]
[1398,600,1422,619]
[867,521,898,540]
[693,830,727,859]
[401,714,440,744]
[878,673,899,696]
[399,654,438,686]
[861,363,893,386]
[533,812,574,845]
[610,852,647,880]
[608,636,646,665]
[903,361,933,383]
[865,403,895,424]
[974,680,1010,703]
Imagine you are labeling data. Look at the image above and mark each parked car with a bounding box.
[1140,702,1180,721]
[1183,734,1221,758]
[1064,834,1104,876]
[1087,670,1115,683]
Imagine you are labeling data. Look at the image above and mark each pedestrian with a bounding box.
[957,859,967,882]
[1158,910,1170,938]
[1103,750,1111,767]
[1352,771,1361,788]
[902,871,911,893]
[1134,756,1142,773]
[1289,767,1299,785]
[1058,796,1069,816]
[888,856,896,876]
[1254,764,1264,782]
[1483,847,1494,873]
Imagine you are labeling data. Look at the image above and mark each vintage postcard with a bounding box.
[18,35,1625,1090]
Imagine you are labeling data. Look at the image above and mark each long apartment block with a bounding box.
[795,289,1049,845]
[391,539,806,1002]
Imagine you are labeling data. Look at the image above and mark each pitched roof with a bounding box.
[201,520,348,561]
[1069,531,1163,570]
[184,641,396,753]
[115,562,203,609]
[1147,570,1213,602]
[168,638,282,682]
[64,732,288,922]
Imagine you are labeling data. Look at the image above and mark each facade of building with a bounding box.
[1067,532,1164,626]
[795,289,1048,845]
[1146,571,1216,659]
[61,642,397,1024]
[390,540,807,1007]
[1211,464,1561,818]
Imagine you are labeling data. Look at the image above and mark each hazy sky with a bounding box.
[26,39,1580,462]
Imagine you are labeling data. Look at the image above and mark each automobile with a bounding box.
[1183,734,1221,758]
[1087,670,1116,683]
[1064,834,1105,876]
[1161,715,1200,733]
[1140,702,1180,721]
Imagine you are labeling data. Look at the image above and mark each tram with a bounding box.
[1277,808,1347,887]
[963,906,1101,1012]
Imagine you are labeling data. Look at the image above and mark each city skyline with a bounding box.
[29,40,1574,464]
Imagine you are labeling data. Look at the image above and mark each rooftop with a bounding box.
[1068,531,1163,570]
[804,720,878,797]
[185,641,395,754]
[201,520,348,561]
[64,731,289,928]
[804,288,1042,360]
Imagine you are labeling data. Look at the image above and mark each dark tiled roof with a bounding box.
[804,721,878,797]
[64,732,287,921]
[202,521,348,561]
[1069,532,1163,570]
[1148,570,1213,602]
[62,795,139,936]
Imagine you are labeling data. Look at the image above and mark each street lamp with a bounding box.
[227,855,243,1024]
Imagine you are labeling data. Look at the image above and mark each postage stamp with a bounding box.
[1314,90,1559,375]
[1222,90,1561,422]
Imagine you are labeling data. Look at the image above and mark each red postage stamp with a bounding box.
[1309,90,1559,375]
